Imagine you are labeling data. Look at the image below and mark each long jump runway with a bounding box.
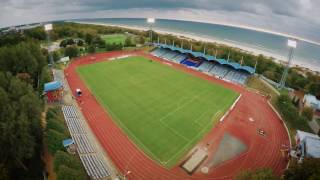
[65,51,290,179]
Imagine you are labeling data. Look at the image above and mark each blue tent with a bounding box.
[62,138,74,148]
[44,81,63,92]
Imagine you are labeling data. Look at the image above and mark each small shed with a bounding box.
[62,138,76,154]
[303,94,320,111]
[44,81,63,102]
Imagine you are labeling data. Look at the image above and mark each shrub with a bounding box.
[46,107,60,120]
[276,95,312,132]
[302,107,314,121]
[47,129,65,155]
[284,158,320,180]
[64,45,79,58]
[53,151,83,172]
[236,168,277,180]
[47,117,66,134]
[57,165,86,180]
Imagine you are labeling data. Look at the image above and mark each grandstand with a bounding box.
[180,58,202,67]
[150,44,255,85]
[61,105,111,179]
[198,61,214,72]
[151,48,187,63]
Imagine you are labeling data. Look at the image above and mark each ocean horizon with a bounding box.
[73,18,320,72]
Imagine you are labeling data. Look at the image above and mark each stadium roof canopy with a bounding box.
[44,81,63,92]
[155,43,255,74]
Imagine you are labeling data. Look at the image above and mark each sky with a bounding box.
[1,0,320,43]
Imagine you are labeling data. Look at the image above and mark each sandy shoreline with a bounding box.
[73,21,320,72]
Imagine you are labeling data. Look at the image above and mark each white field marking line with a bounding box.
[159,121,190,142]
[164,110,222,165]
[82,82,165,164]
[193,109,212,127]
[158,92,207,142]
[159,91,207,123]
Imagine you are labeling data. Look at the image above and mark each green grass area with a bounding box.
[101,34,127,44]
[246,76,279,105]
[77,56,239,167]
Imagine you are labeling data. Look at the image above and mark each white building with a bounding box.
[296,130,320,158]
[303,94,320,111]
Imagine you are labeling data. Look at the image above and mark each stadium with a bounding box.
[3,0,320,179]
[64,42,290,179]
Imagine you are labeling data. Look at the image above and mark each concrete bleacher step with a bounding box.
[61,105,111,179]
[72,134,96,154]
[65,117,86,134]
[80,154,111,180]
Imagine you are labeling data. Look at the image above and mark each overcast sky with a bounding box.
[1,0,320,43]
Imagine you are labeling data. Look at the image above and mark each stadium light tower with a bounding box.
[44,23,53,65]
[147,18,155,44]
[278,39,297,89]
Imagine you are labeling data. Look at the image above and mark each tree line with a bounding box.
[0,36,49,178]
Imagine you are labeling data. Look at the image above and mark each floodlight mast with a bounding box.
[279,39,297,89]
[147,18,155,44]
[44,23,53,65]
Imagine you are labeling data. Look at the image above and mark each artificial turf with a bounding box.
[77,56,239,167]
[101,34,127,44]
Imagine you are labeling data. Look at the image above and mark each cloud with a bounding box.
[1,0,320,43]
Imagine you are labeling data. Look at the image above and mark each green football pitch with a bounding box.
[101,34,127,44]
[77,56,239,167]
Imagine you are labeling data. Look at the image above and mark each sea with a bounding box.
[72,18,320,72]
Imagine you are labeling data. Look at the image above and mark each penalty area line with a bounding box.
[163,110,222,165]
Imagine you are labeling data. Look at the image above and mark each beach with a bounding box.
[73,20,320,72]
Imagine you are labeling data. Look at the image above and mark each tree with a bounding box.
[0,72,43,176]
[53,151,83,172]
[64,46,79,58]
[92,36,106,48]
[52,51,60,62]
[236,168,277,180]
[284,158,320,180]
[24,27,46,40]
[54,151,86,180]
[60,38,75,48]
[302,107,314,121]
[137,36,145,44]
[0,41,47,89]
[309,83,320,98]
[77,39,84,46]
[57,165,86,180]
[84,33,93,45]
[277,94,311,131]
[124,37,132,47]
[46,129,65,155]
[87,45,95,53]
[0,163,9,180]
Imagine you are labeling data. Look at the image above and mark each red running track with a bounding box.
[65,51,290,180]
